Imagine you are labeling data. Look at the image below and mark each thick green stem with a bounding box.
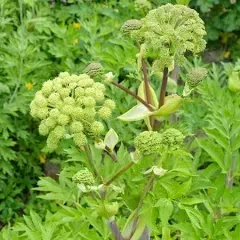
[111,81,154,111]
[158,67,169,108]
[142,59,152,105]
[84,145,99,177]
[105,161,134,186]
[130,174,155,237]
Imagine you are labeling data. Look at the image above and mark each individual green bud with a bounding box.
[75,87,85,97]
[34,93,48,107]
[94,90,105,103]
[61,105,74,115]
[53,83,62,92]
[71,121,84,133]
[59,88,71,98]
[69,82,78,89]
[82,97,96,107]
[93,82,106,92]
[73,132,88,147]
[104,99,116,110]
[134,131,162,155]
[84,62,103,77]
[71,107,84,120]
[57,114,70,125]
[97,202,119,218]
[30,101,38,118]
[121,19,142,36]
[52,125,65,140]
[37,107,49,119]
[91,121,105,135]
[77,75,94,88]
[72,168,94,185]
[59,72,70,79]
[49,109,60,118]
[85,87,96,97]
[228,70,240,92]
[186,67,208,88]
[45,117,57,129]
[82,108,96,122]
[162,128,185,150]
[48,93,61,105]
[39,121,49,136]
[42,81,53,96]
[98,107,112,120]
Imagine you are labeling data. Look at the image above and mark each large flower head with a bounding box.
[124,4,206,70]
[30,72,115,151]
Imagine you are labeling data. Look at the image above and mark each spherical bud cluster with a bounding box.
[162,128,185,150]
[186,67,208,88]
[134,0,152,12]
[72,168,94,186]
[127,4,206,70]
[30,72,114,152]
[134,131,162,155]
[84,62,103,77]
[121,19,142,36]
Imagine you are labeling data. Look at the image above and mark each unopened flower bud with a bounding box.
[186,67,208,88]
[84,62,103,77]
[57,114,70,125]
[98,107,112,120]
[91,121,105,135]
[104,99,116,110]
[121,19,142,36]
[71,121,84,133]
[73,132,88,147]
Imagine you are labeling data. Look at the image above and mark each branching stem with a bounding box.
[158,67,169,108]
[84,145,99,177]
[111,81,154,111]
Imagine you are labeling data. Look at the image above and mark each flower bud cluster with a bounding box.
[162,128,184,150]
[186,67,208,88]
[72,168,94,186]
[30,72,115,151]
[134,128,185,155]
[134,0,152,12]
[134,131,162,156]
[122,4,206,70]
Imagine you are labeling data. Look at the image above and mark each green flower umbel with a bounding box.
[134,131,162,156]
[30,72,115,151]
[186,67,208,88]
[162,128,185,150]
[72,168,94,186]
[123,4,206,70]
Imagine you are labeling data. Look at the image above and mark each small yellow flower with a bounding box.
[224,51,230,59]
[73,38,79,45]
[73,22,81,29]
[25,82,33,90]
[39,154,46,164]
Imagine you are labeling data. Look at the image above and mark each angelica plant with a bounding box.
[27,3,210,240]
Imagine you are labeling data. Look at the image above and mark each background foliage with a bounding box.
[0,0,240,239]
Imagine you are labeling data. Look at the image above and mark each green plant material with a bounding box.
[228,68,240,92]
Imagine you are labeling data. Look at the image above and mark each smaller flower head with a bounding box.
[162,128,184,150]
[84,62,103,77]
[72,168,94,185]
[186,67,208,88]
[134,131,162,155]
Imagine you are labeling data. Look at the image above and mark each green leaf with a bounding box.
[117,104,152,122]
[155,198,173,225]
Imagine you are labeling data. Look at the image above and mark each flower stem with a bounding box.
[84,145,99,177]
[130,174,155,237]
[158,67,169,108]
[142,59,151,105]
[105,161,135,186]
[107,219,124,240]
[111,81,154,111]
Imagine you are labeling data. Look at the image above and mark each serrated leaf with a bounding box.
[155,198,173,225]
